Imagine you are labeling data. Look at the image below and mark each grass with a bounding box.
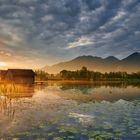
[0,83,34,98]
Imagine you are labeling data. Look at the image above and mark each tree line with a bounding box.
[60,67,140,81]
[35,67,140,81]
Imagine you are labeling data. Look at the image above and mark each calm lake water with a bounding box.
[0,82,140,140]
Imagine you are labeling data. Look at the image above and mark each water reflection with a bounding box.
[0,82,140,119]
[0,84,34,98]
[0,82,140,139]
[59,86,140,102]
[0,84,34,121]
[52,81,140,102]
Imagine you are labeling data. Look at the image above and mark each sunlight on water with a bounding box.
[0,82,140,140]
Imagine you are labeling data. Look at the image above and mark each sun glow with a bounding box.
[0,61,7,67]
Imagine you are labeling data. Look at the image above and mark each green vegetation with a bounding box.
[35,67,140,81]
[35,70,61,81]
[60,67,140,81]
[35,70,49,81]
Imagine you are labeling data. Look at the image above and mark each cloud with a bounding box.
[0,23,24,47]
[0,0,139,67]
[0,50,12,57]
[41,15,54,22]
[67,36,95,49]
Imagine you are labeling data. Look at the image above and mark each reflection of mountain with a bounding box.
[53,82,140,102]
[61,84,95,94]
[58,84,140,102]
[43,52,140,73]
[60,83,128,94]
[59,81,140,93]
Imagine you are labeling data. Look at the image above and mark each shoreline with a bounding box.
[35,79,140,83]
[0,79,139,85]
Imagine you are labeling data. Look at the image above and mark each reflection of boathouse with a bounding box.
[0,69,35,84]
[0,84,35,98]
[0,84,34,120]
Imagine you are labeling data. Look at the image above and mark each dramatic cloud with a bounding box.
[67,36,95,49]
[0,0,139,68]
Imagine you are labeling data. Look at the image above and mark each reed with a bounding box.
[0,84,34,98]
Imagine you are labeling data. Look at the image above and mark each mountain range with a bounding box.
[43,52,140,74]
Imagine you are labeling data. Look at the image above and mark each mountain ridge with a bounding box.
[43,52,140,74]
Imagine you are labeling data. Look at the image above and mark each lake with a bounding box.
[0,82,140,140]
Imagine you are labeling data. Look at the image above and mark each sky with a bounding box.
[0,0,140,69]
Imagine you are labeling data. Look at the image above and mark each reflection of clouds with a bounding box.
[0,84,140,138]
[0,89,67,136]
[69,112,95,125]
